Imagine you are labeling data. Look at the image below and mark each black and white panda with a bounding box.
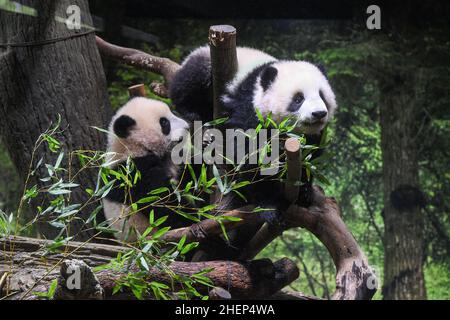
[170,45,336,134]
[169,46,337,258]
[102,97,191,241]
[170,46,336,196]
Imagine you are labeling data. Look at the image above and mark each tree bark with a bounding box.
[0,0,112,240]
[380,81,427,300]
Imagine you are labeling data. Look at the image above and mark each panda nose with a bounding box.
[312,111,327,119]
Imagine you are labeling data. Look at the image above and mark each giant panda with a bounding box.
[170,45,336,133]
[170,45,336,203]
[169,46,337,259]
[102,97,191,242]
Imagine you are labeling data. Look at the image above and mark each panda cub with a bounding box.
[170,46,336,132]
[169,46,337,258]
[170,46,337,202]
[102,97,190,241]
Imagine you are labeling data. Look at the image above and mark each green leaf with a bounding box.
[212,165,224,193]
[149,187,170,195]
[177,235,187,250]
[151,226,171,239]
[231,180,251,190]
[187,164,198,188]
[219,222,229,242]
[180,242,199,255]
[139,256,150,271]
[49,189,71,195]
[136,196,159,204]
[86,205,103,224]
[232,189,247,201]
[255,107,264,123]
[47,279,58,298]
[54,152,64,170]
[204,117,229,127]
[23,185,38,201]
[153,215,168,227]
[219,215,242,222]
[198,204,216,213]
[149,210,155,225]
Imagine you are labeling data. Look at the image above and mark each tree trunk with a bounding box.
[380,81,426,300]
[0,1,112,240]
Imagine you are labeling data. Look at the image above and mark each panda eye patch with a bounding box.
[294,93,304,104]
[288,93,304,112]
[160,117,171,135]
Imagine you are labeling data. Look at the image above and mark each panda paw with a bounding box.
[295,183,314,207]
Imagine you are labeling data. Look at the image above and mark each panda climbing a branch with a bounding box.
[167,45,337,258]
[170,46,337,206]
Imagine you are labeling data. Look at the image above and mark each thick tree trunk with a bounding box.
[0,1,112,240]
[380,84,426,300]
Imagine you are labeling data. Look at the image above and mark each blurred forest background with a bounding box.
[0,1,449,299]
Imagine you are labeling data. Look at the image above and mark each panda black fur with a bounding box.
[102,97,191,241]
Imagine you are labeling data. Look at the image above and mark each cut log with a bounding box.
[284,137,302,203]
[208,25,238,119]
[128,84,146,98]
[239,138,302,260]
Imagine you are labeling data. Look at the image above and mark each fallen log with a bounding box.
[0,236,298,300]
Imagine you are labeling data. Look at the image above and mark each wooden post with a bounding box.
[239,138,302,260]
[128,84,146,98]
[209,25,238,119]
[284,138,302,203]
[204,25,238,212]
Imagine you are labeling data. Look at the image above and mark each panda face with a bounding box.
[253,61,337,135]
[109,97,189,158]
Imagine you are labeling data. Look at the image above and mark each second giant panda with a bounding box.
[169,46,337,258]
[170,45,336,134]
[170,46,337,203]
[102,97,191,241]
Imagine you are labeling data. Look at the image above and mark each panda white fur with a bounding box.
[102,97,190,241]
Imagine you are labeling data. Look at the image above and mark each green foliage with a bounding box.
[33,279,58,300]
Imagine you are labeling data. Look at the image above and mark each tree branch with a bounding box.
[0,236,298,300]
[95,36,180,87]
[284,186,378,300]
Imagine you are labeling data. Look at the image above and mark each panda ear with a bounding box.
[260,66,278,91]
[315,63,327,78]
[113,115,136,138]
